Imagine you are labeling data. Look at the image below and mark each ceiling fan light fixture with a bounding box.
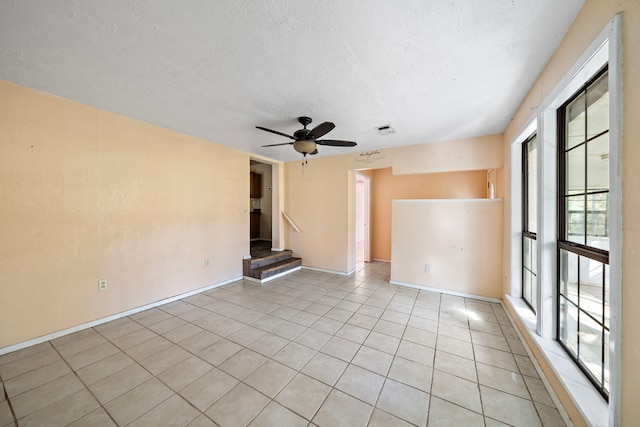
[293,140,317,155]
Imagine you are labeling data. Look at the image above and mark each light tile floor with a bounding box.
[0,262,566,426]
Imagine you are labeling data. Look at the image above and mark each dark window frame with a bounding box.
[522,133,537,313]
[556,65,610,400]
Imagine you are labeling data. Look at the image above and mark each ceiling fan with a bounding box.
[256,116,357,158]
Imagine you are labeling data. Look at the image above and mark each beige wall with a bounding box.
[502,0,640,424]
[0,81,249,349]
[284,135,502,273]
[369,168,488,261]
[392,200,503,299]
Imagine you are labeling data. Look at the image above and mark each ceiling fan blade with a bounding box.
[308,122,335,139]
[315,139,357,147]
[256,126,296,140]
[261,142,294,147]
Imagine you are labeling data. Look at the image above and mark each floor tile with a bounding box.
[401,326,437,347]
[76,352,135,385]
[179,368,239,411]
[162,323,205,344]
[0,342,51,367]
[187,414,218,427]
[294,328,332,350]
[0,347,61,381]
[523,375,555,407]
[18,389,99,427]
[534,401,566,427]
[11,372,84,419]
[273,341,317,370]
[97,320,144,341]
[434,348,476,381]
[178,331,222,354]
[431,369,482,413]
[373,319,405,338]
[407,315,438,333]
[376,379,429,426]
[427,396,484,427]
[275,373,331,420]
[125,336,174,362]
[351,346,393,376]
[198,339,243,365]
[435,335,474,360]
[0,401,14,427]
[514,353,540,378]
[368,408,413,427]
[347,313,378,330]
[471,330,511,352]
[67,407,116,426]
[244,360,296,398]
[335,324,370,344]
[89,363,152,404]
[309,317,343,335]
[247,334,289,358]
[473,345,518,371]
[271,321,307,340]
[4,359,71,398]
[205,383,269,427]
[320,336,360,362]
[335,364,385,404]
[477,363,529,399]
[380,309,410,325]
[139,344,191,375]
[301,352,348,386]
[387,356,433,392]
[480,385,542,427]
[312,389,373,427]
[157,356,213,392]
[110,328,158,351]
[363,331,400,354]
[54,332,108,358]
[104,378,173,426]
[248,401,308,427]
[397,341,435,367]
[218,348,267,380]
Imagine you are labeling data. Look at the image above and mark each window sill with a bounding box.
[504,295,608,427]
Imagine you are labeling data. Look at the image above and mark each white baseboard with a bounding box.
[302,266,354,276]
[0,276,243,356]
[389,280,501,303]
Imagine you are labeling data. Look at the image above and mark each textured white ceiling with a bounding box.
[0,0,585,162]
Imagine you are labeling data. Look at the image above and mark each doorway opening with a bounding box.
[250,160,273,256]
[355,172,371,270]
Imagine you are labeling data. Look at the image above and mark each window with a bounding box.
[557,67,610,399]
[522,133,537,312]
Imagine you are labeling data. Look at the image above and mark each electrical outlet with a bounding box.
[204,258,210,268]
[424,264,432,273]
[99,279,108,291]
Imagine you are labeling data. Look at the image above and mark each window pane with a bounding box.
[523,237,531,270]
[527,137,537,232]
[559,249,579,304]
[587,193,609,247]
[566,145,585,195]
[578,313,603,385]
[604,330,610,392]
[523,270,532,305]
[604,265,610,329]
[567,92,586,149]
[566,195,585,244]
[531,238,537,275]
[579,255,604,324]
[586,133,609,192]
[560,297,578,356]
[586,72,609,138]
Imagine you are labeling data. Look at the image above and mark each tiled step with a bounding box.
[245,257,302,281]
[246,250,294,270]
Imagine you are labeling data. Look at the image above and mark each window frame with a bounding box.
[521,133,538,313]
[556,66,610,400]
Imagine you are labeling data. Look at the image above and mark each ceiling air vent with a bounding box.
[375,125,395,135]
